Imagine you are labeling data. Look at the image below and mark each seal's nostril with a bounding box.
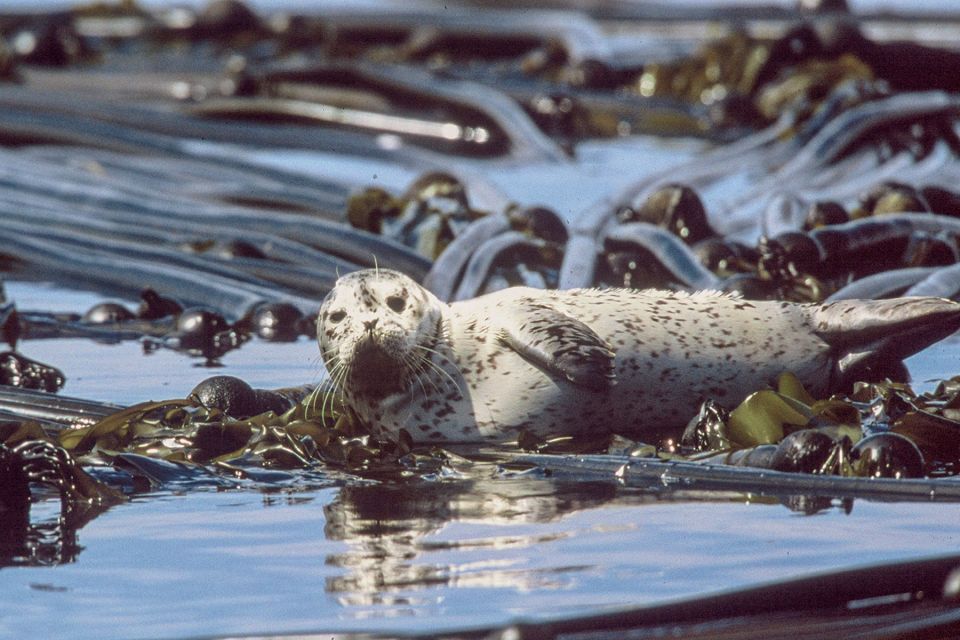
[363,318,379,331]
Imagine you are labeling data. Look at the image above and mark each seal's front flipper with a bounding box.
[496,302,616,391]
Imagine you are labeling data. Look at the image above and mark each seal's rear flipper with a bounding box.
[812,297,960,387]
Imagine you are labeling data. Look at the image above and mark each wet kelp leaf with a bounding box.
[810,399,861,428]
[777,371,816,406]
[687,372,960,478]
[0,351,65,392]
[44,367,960,485]
[934,376,960,413]
[892,410,960,469]
[283,420,330,446]
[1,432,124,523]
[727,390,812,446]
[682,399,732,452]
[51,380,459,479]
[192,421,256,458]
[769,429,852,475]
[58,399,193,454]
[0,420,49,446]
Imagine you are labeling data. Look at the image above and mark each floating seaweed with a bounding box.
[6,4,960,635]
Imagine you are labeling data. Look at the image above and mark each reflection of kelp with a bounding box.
[0,510,82,568]
[322,474,618,601]
[0,491,113,568]
[0,436,122,568]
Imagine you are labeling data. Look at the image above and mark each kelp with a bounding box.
[3,352,951,502]
[501,553,960,640]
[7,285,318,372]
[680,372,960,478]
[513,372,960,485]
[54,382,439,477]
[40,367,960,488]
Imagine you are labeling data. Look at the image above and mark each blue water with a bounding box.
[2,282,959,639]
[2,482,958,639]
[4,2,960,637]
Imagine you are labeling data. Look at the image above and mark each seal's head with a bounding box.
[318,269,445,399]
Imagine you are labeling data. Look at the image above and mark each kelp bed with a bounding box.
[4,1,960,638]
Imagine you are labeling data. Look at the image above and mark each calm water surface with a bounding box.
[2,283,960,639]
[4,7,960,631]
[2,478,959,638]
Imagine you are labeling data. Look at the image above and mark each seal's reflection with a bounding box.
[322,474,618,601]
[322,469,860,603]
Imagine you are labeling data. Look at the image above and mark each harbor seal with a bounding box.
[317,269,960,443]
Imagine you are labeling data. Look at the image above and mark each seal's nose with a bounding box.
[363,318,379,332]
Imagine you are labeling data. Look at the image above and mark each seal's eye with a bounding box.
[386,296,406,313]
[328,310,347,323]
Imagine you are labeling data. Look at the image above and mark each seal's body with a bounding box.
[318,269,960,443]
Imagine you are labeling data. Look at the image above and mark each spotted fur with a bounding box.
[318,269,960,443]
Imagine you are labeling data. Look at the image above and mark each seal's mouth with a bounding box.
[349,339,406,397]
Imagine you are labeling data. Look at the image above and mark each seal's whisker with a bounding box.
[319,344,340,360]
[303,384,321,419]
[339,358,353,408]
[418,354,461,396]
[402,352,432,400]
[412,342,455,365]
[421,358,459,394]
[325,358,344,386]
[323,359,349,424]
[412,354,445,396]
[330,360,350,412]
[415,352,448,397]
[412,342,451,368]
[412,345,462,394]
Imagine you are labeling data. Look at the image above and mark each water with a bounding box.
[4,2,960,637]
[2,478,959,638]
[2,280,959,639]
[3,117,960,640]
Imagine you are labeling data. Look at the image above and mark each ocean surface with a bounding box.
[3,2,960,638]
